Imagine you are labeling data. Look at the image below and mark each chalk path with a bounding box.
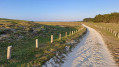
[62,24,117,67]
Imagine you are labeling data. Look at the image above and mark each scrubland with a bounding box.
[0,19,86,67]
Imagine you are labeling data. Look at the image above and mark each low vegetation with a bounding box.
[0,19,86,67]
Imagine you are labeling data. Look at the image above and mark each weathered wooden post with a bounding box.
[72,31,73,35]
[65,32,67,37]
[7,46,12,60]
[36,39,38,48]
[59,34,61,40]
[118,33,119,38]
[51,35,53,43]
[73,31,75,34]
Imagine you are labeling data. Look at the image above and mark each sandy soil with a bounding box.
[61,24,117,67]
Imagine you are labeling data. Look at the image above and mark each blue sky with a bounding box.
[0,0,119,21]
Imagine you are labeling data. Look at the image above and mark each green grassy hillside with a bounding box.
[0,19,86,67]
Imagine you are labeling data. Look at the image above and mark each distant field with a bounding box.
[37,22,82,26]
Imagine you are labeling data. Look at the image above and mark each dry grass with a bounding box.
[36,22,82,27]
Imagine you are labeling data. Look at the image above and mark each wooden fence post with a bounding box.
[7,46,12,60]
[72,31,73,35]
[73,31,75,34]
[118,33,119,38]
[65,32,67,37]
[59,34,61,40]
[51,35,53,43]
[36,39,38,48]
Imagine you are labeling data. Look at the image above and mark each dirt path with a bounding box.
[62,24,117,67]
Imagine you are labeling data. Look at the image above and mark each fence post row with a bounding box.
[96,25,119,38]
[6,29,82,61]
[7,46,12,60]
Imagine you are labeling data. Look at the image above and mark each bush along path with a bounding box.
[0,21,86,67]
